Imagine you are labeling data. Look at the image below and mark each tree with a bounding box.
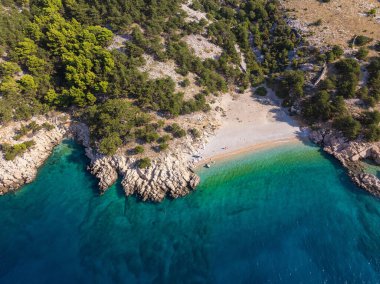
[333,115,361,140]
[98,132,122,155]
[335,59,360,98]
[0,62,21,77]
[137,157,151,169]
[355,47,369,60]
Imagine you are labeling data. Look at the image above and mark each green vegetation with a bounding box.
[137,157,151,169]
[133,145,145,154]
[272,70,305,107]
[0,0,378,156]
[366,8,377,17]
[188,128,200,139]
[355,47,369,60]
[353,35,373,47]
[255,86,267,96]
[334,58,360,98]
[13,121,45,140]
[1,140,35,160]
[86,99,148,155]
[158,142,169,151]
[302,92,346,123]
[325,45,344,63]
[165,123,186,138]
[0,0,309,155]
[333,116,361,140]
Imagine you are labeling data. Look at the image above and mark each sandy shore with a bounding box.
[193,89,305,167]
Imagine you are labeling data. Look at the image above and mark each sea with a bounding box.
[0,140,380,283]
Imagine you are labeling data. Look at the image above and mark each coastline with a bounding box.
[192,89,304,169]
[194,138,303,169]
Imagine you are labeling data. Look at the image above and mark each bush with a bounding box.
[374,41,380,52]
[98,133,122,155]
[360,111,380,126]
[310,19,322,26]
[158,134,171,143]
[335,59,360,98]
[180,78,190,87]
[326,45,343,62]
[333,116,361,140]
[42,122,54,131]
[158,142,169,151]
[277,70,305,99]
[355,47,369,60]
[188,128,200,138]
[366,9,377,17]
[134,145,144,154]
[1,140,35,160]
[137,157,151,169]
[319,78,336,91]
[365,124,380,142]
[353,35,373,46]
[255,86,267,96]
[165,123,186,138]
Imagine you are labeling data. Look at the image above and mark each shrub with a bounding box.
[158,134,171,143]
[134,145,144,154]
[158,142,169,151]
[335,59,360,98]
[326,45,343,62]
[353,35,373,46]
[374,41,380,52]
[165,123,186,138]
[355,47,369,60]
[1,140,35,160]
[137,157,151,169]
[188,128,201,138]
[360,111,380,126]
[255,86,267,96]
[367,9,377,17]
[180,78,190,87]
[98,133,122,155]
[319,78,336,91]
[333,116,361,140]
[365,124,380,142]
[310,19,322,26]
[42,122,54,131]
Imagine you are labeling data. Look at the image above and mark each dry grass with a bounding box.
[282,0,380,48]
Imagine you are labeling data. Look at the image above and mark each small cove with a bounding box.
[0,140,380,283]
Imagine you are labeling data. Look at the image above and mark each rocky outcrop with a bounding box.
[0,115,211,202]
[0,114,69,195]
[86,139,203,202]
[88,154,200,202]
[69,122,206,202]
[310,128,380,197]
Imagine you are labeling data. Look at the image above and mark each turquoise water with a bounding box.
[363,159,380,179]
[1,140,380,283]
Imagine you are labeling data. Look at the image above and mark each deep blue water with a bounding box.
[1,140,380,284]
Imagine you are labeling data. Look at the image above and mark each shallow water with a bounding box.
[0,140,380,283]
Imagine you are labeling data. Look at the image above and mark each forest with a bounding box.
[0,0,379,160]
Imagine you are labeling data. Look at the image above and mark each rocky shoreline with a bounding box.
[2,113,380,202]
[309,128,380,197]
[0,115,215,202]
[72,122,203,201]
[0,114,69,195]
